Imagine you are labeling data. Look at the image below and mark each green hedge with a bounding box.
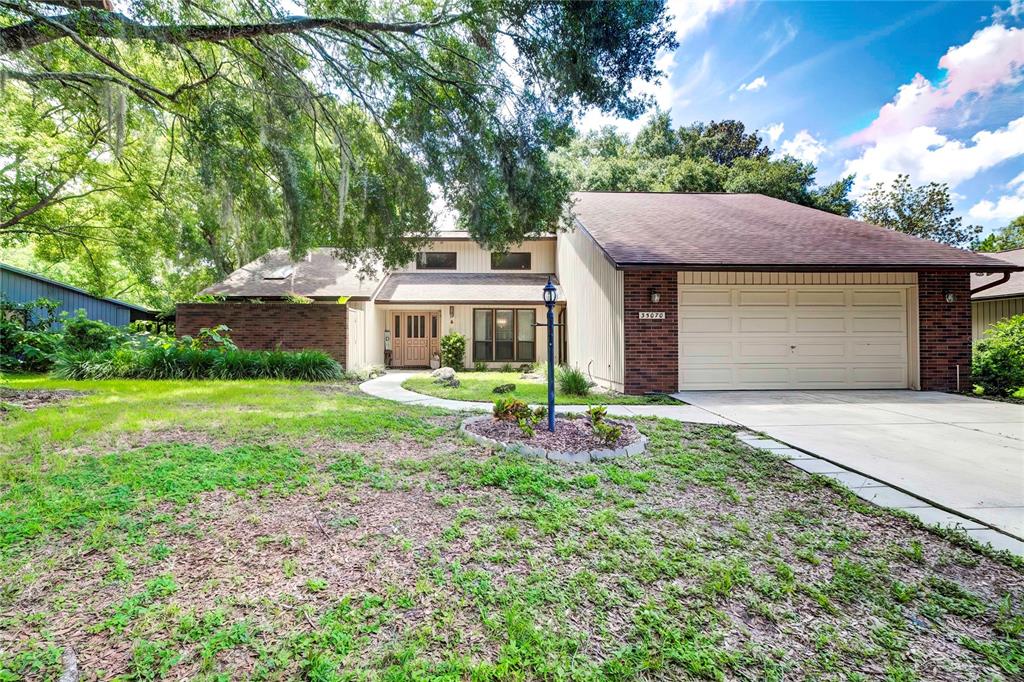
[973,314,1024,397]
[53,346,344,382]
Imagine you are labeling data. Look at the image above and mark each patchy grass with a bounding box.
[1,374,1021,680]
[402,370,677,405]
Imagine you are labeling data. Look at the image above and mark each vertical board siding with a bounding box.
[396,239,556,273]
[555,225,624,391]
[1,267,131,327]
[677,272,917,285]
[972,297,1024,340]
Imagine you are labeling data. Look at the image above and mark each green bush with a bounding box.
[440,332,466,370]
[556,365,590,396]
[0,296,62,372]
[972,315,1024,397]
[61,309,124,352]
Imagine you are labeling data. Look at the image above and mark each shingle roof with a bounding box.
[201,248,385,299]
[375,272,559,304]
[571,192,1021,272]
[971,249,1024,300]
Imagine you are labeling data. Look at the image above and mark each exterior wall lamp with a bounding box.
[943,291,957,303]
[649,288,661,304]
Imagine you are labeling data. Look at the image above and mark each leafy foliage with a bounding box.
[61,309,124,353]
[586,404,621,445]
[972,315,1024,397]
[1,0,676,306]
[972,216,1024,253]
[859,174,982,246]
[440,332,467,370]
[552,111,854,215]
[557,365,591,396]
[492,396,546,436]
[0,296,61,372]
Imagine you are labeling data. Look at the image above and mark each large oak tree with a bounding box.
[0,0,675,304]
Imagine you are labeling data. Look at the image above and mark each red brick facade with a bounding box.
[917,271,971,392]
[623,270,678,395]
[175,303,347,365]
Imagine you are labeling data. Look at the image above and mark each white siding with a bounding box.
[346,301,383,369]
[397,239,556,273]
[973,297,1024,340]
[556,225,624,391]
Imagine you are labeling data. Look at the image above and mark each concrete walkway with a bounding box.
[676,390,1024,555]
[359,371,732,424]
[359,373,1023,556]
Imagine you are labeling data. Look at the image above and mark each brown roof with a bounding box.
[201,248,385,299]
[971,249,1024,300]
[375,272,560,304]
[571,192,1021,272]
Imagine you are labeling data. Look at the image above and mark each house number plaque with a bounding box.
[638,311,666,320]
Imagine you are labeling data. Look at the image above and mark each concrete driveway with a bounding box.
[673,390,1024,538]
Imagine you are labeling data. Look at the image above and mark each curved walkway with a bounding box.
[358,370,733,424]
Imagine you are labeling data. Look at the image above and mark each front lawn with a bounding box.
[1,374,1022,680]
[402,370,678,405]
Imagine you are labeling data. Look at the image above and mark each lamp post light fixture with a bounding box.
[541,277,558,432]
[649,287,661,304]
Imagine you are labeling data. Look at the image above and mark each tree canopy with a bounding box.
[858,175,982,247]
[0,0,675,305]
[551,111,855,216]
[972,216,1024,253]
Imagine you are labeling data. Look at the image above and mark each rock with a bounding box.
[493,383,516,394]
[431,367,456,381]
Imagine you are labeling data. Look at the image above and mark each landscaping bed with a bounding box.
[1,375,1022,680]
[465,415,639,451]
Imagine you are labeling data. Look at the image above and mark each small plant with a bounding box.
[557,365,590,396]
[586,404,621,445]
[586,405,608,423]
[285,293,314,304]
[493,396,543,436]
[440,331,466,369]
[304,578,328,592]
[500,362,515,373]
[474,360,487,372]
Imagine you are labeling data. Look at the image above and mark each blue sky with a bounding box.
[579,0,1024,236]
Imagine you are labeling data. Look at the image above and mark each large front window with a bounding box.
[415,252,457,269]
[473,309,535,363]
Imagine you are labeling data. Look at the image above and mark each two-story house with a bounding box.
[176,191,1018,395]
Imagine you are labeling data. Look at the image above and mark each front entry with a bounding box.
[390,311,441,367]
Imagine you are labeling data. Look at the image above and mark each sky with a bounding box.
[579,0,1024,237]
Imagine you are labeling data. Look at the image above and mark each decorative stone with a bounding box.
[431,367,456,381]
[493,383,516,394]
[547,450,590,464]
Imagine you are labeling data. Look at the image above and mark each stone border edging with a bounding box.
[459,415,647,464]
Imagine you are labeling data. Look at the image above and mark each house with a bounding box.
[1,262,156,327]
[177,192,1020,394]
[970,248,1024,340]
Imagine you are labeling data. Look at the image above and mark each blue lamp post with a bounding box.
[542,277,558,432]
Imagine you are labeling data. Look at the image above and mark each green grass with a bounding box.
[1,373,1021,680]
[402,370,677,405]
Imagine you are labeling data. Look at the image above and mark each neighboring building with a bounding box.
[1,262,156,327]
[178,192,1019,394]
[971,248,1024,340]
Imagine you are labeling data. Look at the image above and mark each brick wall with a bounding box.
[917,271,971,391]
[623,270,678,394]
[175,303,347,365]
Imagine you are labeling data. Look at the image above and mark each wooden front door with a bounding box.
[392,311,440,367]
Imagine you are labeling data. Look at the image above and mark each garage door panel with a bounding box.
[679,283,909,390]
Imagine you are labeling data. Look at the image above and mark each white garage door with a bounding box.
[678,285,910,389]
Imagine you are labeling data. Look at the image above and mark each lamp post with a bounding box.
[542,277,558,432]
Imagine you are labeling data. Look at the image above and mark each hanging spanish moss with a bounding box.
[100,83,126,157]
[337,131,350,232]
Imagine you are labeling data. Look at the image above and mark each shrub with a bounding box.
[973,315,1024,397]
[0,297,62,372]
[440,332,466,370]
[61,309,124,353]
[493,397,546,437]
[285,293,314,304]
[557,365,590,396]
[586,404,621,444]
[474,361,487,372]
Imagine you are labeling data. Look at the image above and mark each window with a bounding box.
[473,308,536,363]
[263,265,294,280]
[394,315,400,338]
[415,252,457,269]
[491,252,531,270]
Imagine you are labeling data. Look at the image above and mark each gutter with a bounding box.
[970,272,1011,297]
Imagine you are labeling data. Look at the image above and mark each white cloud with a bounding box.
[779,130,826,164]
[991,0,1024,23]
[665,0,740,44]
[968,170,1024,222]
[845,115,1024,193]
[848,23,1024,144]
[738,75,767,92]
[761,122,785,146]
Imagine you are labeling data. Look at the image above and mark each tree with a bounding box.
[551,113,855,215]
[1,0,676,304]
[972,216,1024,252]
[858,175,982,246]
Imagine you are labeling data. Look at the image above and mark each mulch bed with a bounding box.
[0,387,88,413]
[465,416,640,452]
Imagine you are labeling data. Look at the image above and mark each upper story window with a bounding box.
[491,252,531,270]
[263,265,294,280]
[415,252,457,269]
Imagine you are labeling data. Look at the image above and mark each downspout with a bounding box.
[970,272,1011,297]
